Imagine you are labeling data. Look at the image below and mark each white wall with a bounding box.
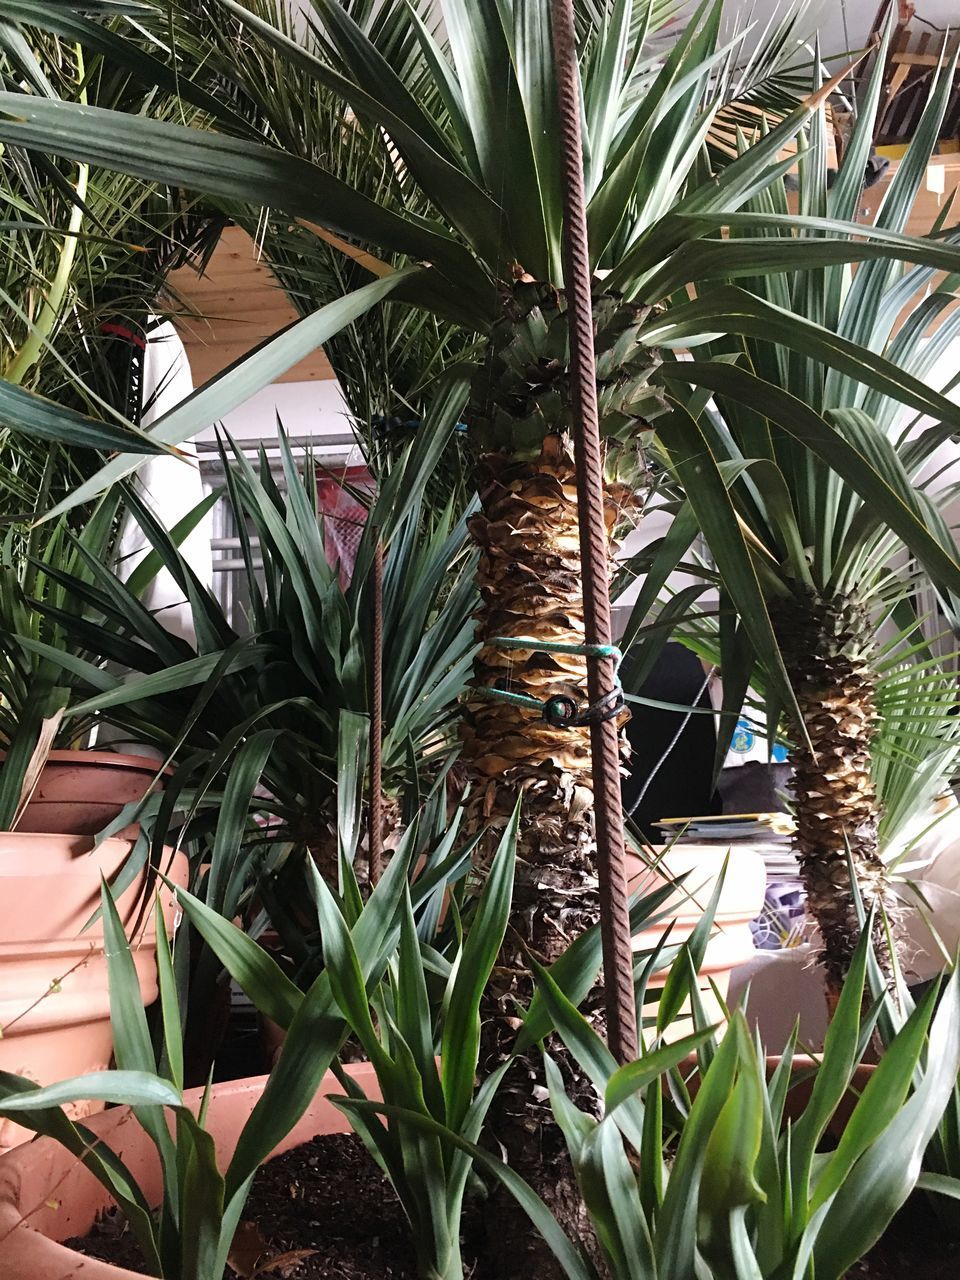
[613,508,712,638]
[197,378,361,468]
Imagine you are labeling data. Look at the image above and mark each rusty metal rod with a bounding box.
[551,0,638,1065]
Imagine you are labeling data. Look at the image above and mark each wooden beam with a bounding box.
[890,50,951,68]
[165,226,337,386]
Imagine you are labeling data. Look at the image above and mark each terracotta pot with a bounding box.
[9,750,165,837]
[0,834,188,1152]
[627,844,766,1041]
[680,1052,875,1138]
[773,1055,876,1135]
[0,1063,378,1280]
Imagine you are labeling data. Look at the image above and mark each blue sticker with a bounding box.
[731,720,755,754]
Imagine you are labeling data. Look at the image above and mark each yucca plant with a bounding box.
[165,796,697,1279]
[0,11,222,818]
[529,935,960,1280]
[0,794,696,1280]
[862,886,960,1238]
[314,808,517,1280]
[6,388,477,1067]
[0,499,115,825]
[0,822,435,1280]
[0,488,205,828]
[21,416,477,864]
[642,29,960,993]
[320,809,701,1280]
[0,815,474,1280]
[383,927,960,1280]
[10,2,960,1262]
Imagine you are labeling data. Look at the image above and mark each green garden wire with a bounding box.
[479,635,626,728]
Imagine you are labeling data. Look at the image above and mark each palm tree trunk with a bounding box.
[465,436,606,1278]
[773,591,895,998]
[301,794,402,887]
[463,434,597,891]
[460,279,654,1279]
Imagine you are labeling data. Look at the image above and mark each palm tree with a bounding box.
[641,33,960,996]
[6,3,960,1266]
[8,0,960,1027]
[0,23,220,815]
[162,0,478,513]
[0,0,853,881]
[0,27,219,544]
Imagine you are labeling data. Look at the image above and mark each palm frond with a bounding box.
[0,18,218,548]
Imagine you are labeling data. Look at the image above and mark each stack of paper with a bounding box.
[654,813,799,877]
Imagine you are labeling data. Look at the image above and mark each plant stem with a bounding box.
[4,46,88,387]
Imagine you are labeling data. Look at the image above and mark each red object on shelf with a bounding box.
[315,465,374,586]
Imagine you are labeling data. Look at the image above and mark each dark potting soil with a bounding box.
[65,1131,419,1280]
[223,1129,419,1279]
[59,1129,960,1280]
[846,1189,960,1280]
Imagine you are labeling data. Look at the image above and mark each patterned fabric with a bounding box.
[315,465,374,586]
[751,879,806,950]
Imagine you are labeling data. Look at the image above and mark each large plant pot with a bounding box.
[774,1056,875,1134]
[10,750,164,836]
[680,1052,875,1138]
[627,844,766,1040]
[0,833,188,1152]
[0,1063,378,1280]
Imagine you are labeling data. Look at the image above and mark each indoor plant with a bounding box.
[13,0,960,1019]
[458,930,960,1280]
[17,425,479,882]
[0,15,213,540]
[17,888,955,1280]
[0,18,217,835]
[0,508,191,1146]
[0,809,756,1278]
[641,31,960,995]
[0,800,527,1279]
[0,830,414,1277]
[0,1062,380,1280]
[0,833,424,1279]
[0,502,170,835]
[4,417,479,1076]
[5,2,960,1269]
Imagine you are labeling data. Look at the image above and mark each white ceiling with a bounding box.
[727,0,955,66]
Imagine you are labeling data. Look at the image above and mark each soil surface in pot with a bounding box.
[60,1132,960,1279]
[66,1132,419,1279]
[847,1188,959,1279]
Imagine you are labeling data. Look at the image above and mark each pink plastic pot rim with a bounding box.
[0,1065,380,1280]
[20,749,171,774]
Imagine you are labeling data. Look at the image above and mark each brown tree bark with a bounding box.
[773,591,895,998]
[458,279,657,1279]
[464,438,607,1279]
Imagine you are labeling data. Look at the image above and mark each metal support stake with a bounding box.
[368,534,384,887]
[551,0,638,1065]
